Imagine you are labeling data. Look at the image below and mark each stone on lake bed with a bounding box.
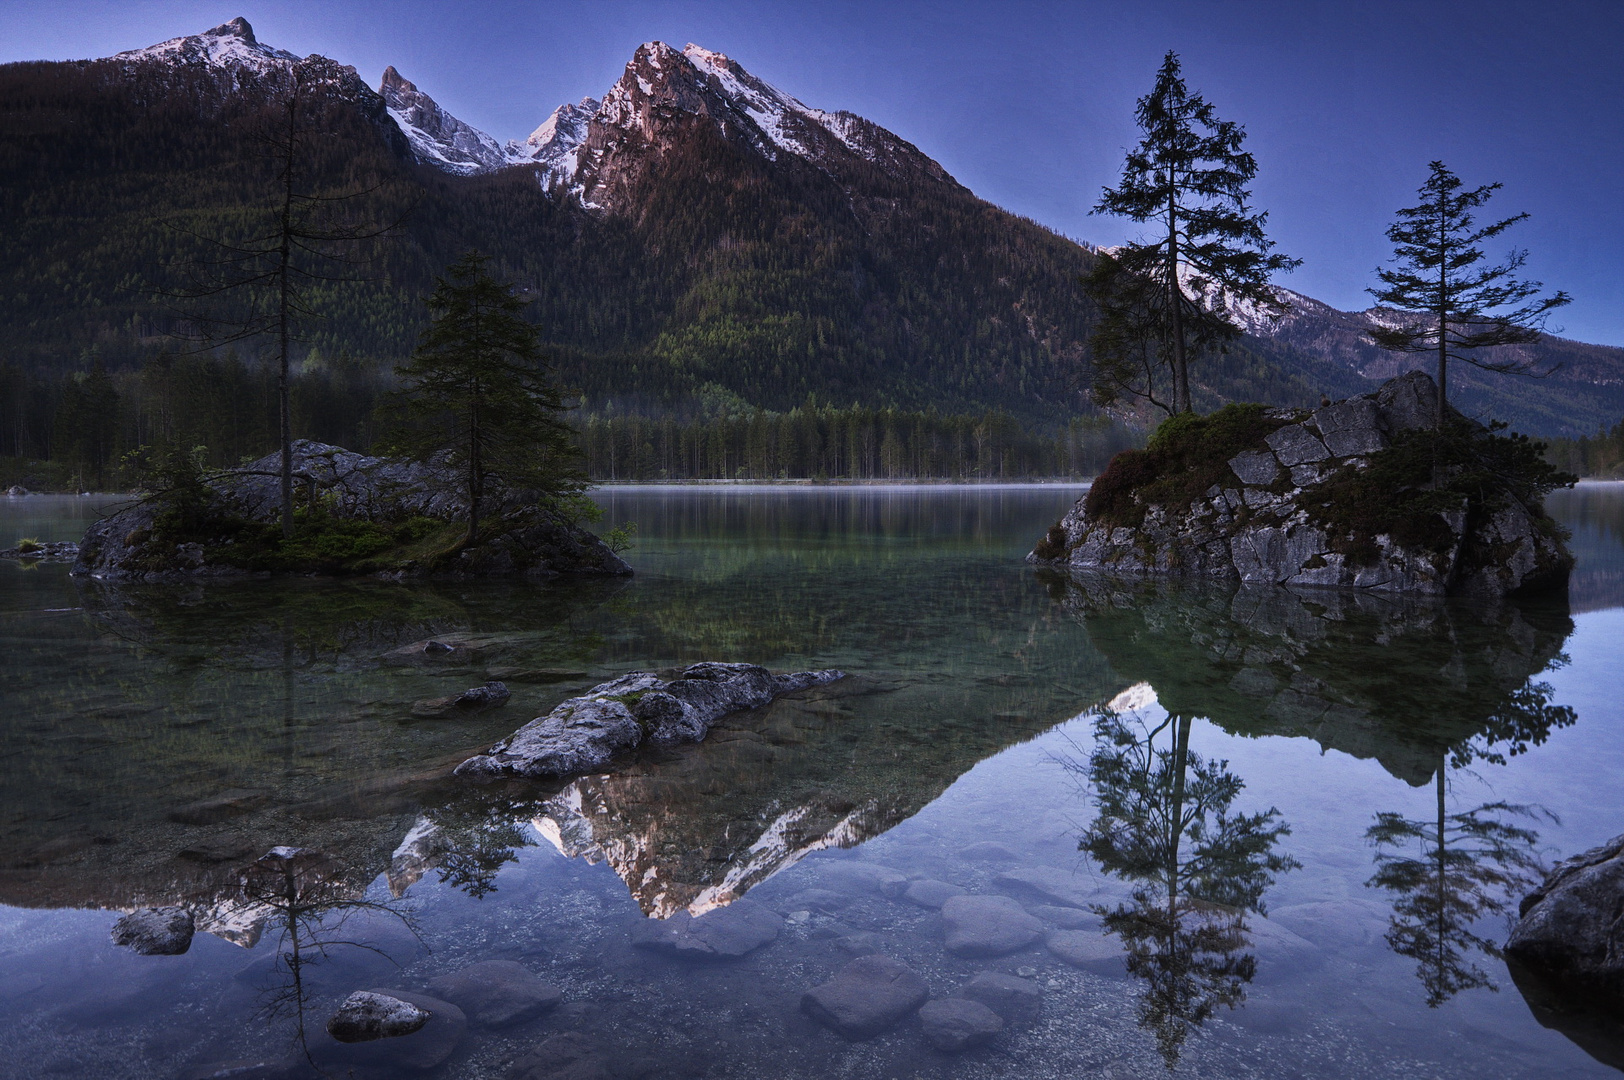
[1031,904,1098,929]
[411,680,512,718]
[941,894,1044,958]
[1046,929,1124,975]
[919,997,1004,1051]
[318,989,465,1072]
[167,788,269,825]
[993,866,1097,909]
[424,960,561,1028]
[631,898,784,960]
[814,861,909,897]
[326,991,431,1042]
[800,954,931,1040]
[961,971,1043,1026]
[903,879,968,909]
[958,841,1020,863]
[1506,832,1624,1014]
[110,906,194,955]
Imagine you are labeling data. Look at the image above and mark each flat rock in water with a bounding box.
[903,879,968,909]
[961,971,1043,1026]
[800,954,930,1040]
[1031,904,1098,930]
[411,680,511,718]
[1046,929,1124,975]
[958,841,1019,864]
[425,960,561,1028]
[918,997,1003,1051]
[168,788,269,825]
[456,663,844,781]
[318,989,465,1072]
[506,1032,610,1080]
[631,898,783,960]
[941,894,1043,958]
[110,906,194,955]
[326,991,431,1042]
[1507,832,1624,1012]
[993,867,1097,909]
[1267,899,1388,950]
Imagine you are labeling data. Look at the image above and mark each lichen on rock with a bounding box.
[1030,372,1573,597]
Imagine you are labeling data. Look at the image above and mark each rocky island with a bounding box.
[1030,372,1573,597]
[71,440,630,582]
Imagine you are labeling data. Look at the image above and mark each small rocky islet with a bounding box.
[1029,371,1573,597]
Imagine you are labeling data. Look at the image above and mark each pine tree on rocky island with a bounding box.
[386,252,585,547]
[1368,161,1571,428]
[1087,51,1299,415]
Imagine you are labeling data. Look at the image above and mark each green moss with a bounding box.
[1086,404,1293,529]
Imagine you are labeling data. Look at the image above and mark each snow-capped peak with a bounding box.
[113,16,300,70]
[679,43,860,159]
[379,65,510,176]
[506,97,600,186]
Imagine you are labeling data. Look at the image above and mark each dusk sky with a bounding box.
[6,0,1622,345]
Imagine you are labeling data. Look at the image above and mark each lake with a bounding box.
[1,482,1621,1079]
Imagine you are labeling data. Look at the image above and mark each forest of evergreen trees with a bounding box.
[1545,420,1624,479]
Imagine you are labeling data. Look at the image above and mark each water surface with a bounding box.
[1,483,1621,1079]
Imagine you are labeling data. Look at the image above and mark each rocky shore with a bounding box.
[1030,372,1572,597]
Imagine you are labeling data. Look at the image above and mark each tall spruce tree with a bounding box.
[1369,162,1571,427]
[388,252,584,546]
[1088,52,1298,414]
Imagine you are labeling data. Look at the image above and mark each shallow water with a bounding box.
[1,483,1621,1079]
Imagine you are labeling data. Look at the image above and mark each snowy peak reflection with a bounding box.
[1044,573,1575,786]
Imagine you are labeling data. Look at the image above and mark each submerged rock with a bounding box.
[940,894,1044,958]
[631,898,784,959]
[110,906,194,955]
[800,954,930,1040]
[1506,832,1624,1012]
[72,440,632,581]
[326,991,431,1042]
[960,971,1044,1026]
[455,662,844,781]
[918,997,1004,1051]
[425,960,561,1027]
[411,680,512,718]
[0,540,78,562]
[319,989,464,1071]
[1031,372,1572,597]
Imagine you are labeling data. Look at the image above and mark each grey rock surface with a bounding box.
[455,662,843,780]
[918,997,1003,1051]
[993,866,1097,909]
[961,971,1044,1026]
[1030,372,1570,597]
[326,991,431,1042]
[800,954,931,1040]
[319,989,465,1071]
[941,894,1044,958]
[1506,832,1624,1009]
[902,879,968,909]
[411,680,511,718]
[424,960,561,1027]
[1045,929,1124,975]
[630,898,784,959]
[110,906,195,955]
[0,540,79,562]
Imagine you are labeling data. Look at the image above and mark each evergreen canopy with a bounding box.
[1368,161,1571,426]
[1087,51,1299,415]
[388,252,584,544]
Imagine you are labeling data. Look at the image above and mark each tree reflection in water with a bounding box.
[1364,669,1574,1006]
[1066,703,1299,1067]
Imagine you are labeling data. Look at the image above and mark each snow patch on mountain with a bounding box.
[506,97,600,187]
[113,17,298,71]
[380,66,509,175]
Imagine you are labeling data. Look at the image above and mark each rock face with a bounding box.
[1506,833,1624,1012]
[110,906,194,955]
[630,898,784,959]
[960,972,1043,1027]
[800,955,931,1040]
[326,991,432,1042]
[1031,372,1572,597]
[72,440,633,582]
[455,662,844,781]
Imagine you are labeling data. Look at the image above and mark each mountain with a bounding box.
[1,17,1620,445]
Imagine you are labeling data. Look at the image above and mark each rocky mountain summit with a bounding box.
[1030,372,1573,597]
[73,440,630,582]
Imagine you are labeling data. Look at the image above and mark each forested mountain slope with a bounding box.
[2,18,1619,449]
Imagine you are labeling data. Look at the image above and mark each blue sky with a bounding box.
[6,0,1621,346]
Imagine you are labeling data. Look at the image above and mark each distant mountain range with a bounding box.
[2,17,1620,436]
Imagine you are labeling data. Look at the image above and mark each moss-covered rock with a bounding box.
[72,441,632,582]
[1031,372,1573,597]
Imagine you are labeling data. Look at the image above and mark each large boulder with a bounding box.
[424,960,562,1028]
[1030,372,1572,598]
[1506,833,1624,1013]
[940,894,1044,958]
[72,440,633,581]
[455,662,844,781]
[630,898,784,960]
[110,906,195,955]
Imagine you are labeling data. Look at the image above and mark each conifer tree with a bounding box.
[1088,52,1298,414]
[1368,162,1571,427]
[387,252,584,545]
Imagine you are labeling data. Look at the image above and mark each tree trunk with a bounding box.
[1435,188,1449,430]
[1168,194,1190,413]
